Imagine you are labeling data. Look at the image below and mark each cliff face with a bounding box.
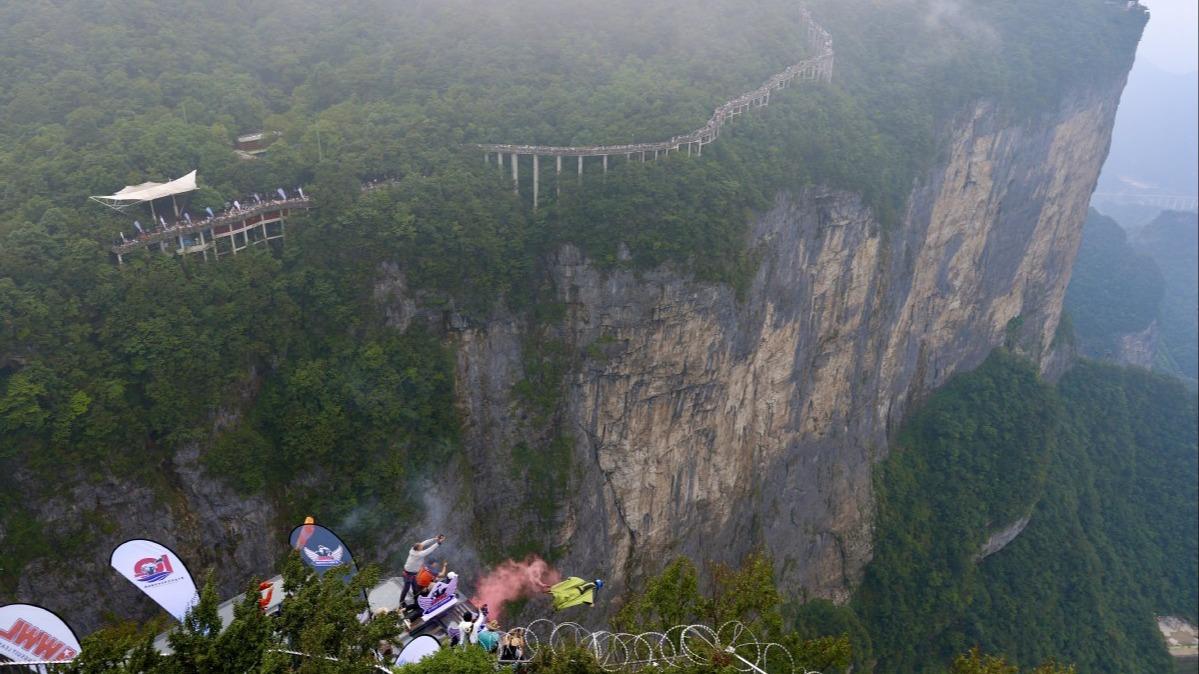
[9,80,1124,635]
[454,81,1125,605]
[14,440,280,633]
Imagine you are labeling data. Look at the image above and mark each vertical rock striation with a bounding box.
[9,80,1127,635]
[454,80,1126,606]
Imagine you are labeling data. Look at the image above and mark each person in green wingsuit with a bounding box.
[545,577,604,610]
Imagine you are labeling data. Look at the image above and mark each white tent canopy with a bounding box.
[91,170,198,212]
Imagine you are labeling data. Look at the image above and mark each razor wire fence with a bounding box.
[500,619,825,673]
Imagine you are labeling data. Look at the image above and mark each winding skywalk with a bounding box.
[476,5,834,207]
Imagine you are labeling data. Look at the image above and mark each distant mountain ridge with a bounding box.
[1134,210,1199,385]
[1065,208,1198,387]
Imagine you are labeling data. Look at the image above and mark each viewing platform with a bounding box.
[103,179,404,264]
[110,197,309,264]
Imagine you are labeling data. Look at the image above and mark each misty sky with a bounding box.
[1139,0,1198,73]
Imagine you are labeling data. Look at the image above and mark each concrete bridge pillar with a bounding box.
[512,153,519,193]
[556,156,562,197]
[577,155,583,184]
[533,154,539,210]
[602,155,608,174]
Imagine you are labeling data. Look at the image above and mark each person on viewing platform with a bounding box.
[416,559,447,591]
[400,534,444,606]
[501,627,526,661]
[455,609,485,648]
[478,618,501,653]
[376,638,396,663]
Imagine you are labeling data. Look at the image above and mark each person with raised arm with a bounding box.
[400,534,444,607]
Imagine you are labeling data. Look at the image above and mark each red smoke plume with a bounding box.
[470,555,561,621]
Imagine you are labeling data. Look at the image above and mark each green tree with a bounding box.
[272,553,400,674]
[61,624,162,674]
[949,648,1075,674]
[393,647,498,674]
[615,555,853,673]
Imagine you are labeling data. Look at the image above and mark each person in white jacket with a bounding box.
[456,609,486,648]
[400,534,444,607]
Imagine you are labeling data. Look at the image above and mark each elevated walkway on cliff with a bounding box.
[107,181,399,264]
[110,197,306,264]
[476,5,833,209]
[105,4,835,263]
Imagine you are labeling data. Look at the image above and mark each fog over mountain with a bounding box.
[1092,0,1198,226]
[1096,61,1198,198]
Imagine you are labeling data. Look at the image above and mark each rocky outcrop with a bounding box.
[975,516,1032,561]
[13,441,280,634]
[453,80,1127,609]
[1116,320,1159,369]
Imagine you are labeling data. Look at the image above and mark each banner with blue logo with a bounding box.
[289,522,358,579]
[110,539,199,623]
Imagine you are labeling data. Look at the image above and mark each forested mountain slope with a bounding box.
[1065,208,1198,385]
[1064,209,1164,363]
[853,352,1198,673]
[0,0,1154,657]
[1134,211,1199,385]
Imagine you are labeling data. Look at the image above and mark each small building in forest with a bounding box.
[235,131,281,157]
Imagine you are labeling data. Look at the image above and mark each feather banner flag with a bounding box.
[110,539,199,623]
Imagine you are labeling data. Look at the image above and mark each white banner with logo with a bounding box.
[110,539,199,622]
[0,604,80,667]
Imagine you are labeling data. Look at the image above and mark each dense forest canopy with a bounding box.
[1134,210,1199,385]
[852,353,1198,673]
[1065,207,1199,386]
[1064,209,1164,357]
[0,0,1144,236]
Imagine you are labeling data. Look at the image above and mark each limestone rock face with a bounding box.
[7,81,1125,634]
[976,516,1032,561]
[14,441,278,634]
[455,82,1125,606]
[1115,320,1159,369]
